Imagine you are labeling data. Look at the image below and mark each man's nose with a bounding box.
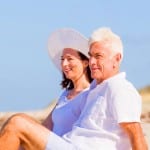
[89,57,96,65]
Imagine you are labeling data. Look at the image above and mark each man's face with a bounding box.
[89,41,117,84]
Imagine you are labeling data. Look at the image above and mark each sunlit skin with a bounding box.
[120,122,148,150]
[0,113,50,150]
[89,41,121,84]
[61,48,88,83]
[89,41,148,150]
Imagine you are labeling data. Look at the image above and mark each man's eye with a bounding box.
[96,55,102,58]
[88,52,91,56]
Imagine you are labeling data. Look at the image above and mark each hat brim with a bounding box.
[48,28,88,71]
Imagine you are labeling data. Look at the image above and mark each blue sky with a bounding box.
[0,0,150,111]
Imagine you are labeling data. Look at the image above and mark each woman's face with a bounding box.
[61,48,88,81]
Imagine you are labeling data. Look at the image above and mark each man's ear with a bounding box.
[113,53,122,68]
[115,53,122,62]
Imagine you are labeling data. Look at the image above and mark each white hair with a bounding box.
[89,27,123,60]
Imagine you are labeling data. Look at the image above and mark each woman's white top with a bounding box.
[63,72,142,150]
[52,88,89,136]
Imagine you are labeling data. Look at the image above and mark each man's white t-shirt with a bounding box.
[63,72,141,150]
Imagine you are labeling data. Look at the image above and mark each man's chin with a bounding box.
[91,72,98,78]
[91,74,98,80]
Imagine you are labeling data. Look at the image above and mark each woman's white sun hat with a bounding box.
[48,28,89,70]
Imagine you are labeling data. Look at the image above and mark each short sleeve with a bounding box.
[111,86,142,123]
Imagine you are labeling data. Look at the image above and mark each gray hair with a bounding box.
[89,27,123,60]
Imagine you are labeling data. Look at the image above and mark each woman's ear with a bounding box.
[83,60,89,68]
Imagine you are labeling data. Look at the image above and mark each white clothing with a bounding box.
[46,72,142,150]
[52,88,89,136]
[46,132,76,150]
[63,72,141,150]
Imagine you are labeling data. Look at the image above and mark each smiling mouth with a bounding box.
[64,68,72,73]
[91,68,99,71]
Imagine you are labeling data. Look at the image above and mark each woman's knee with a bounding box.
[2,113,30,132]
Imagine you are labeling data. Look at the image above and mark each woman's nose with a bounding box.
[62,59,68,66]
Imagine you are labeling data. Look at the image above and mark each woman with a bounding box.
[0,28,93,150]
[43,28,93,136]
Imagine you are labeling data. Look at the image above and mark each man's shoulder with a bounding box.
[107,77,136,93]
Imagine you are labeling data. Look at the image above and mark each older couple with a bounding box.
[0,27,148,150]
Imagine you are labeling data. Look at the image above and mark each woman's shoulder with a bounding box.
[57,89,68,102]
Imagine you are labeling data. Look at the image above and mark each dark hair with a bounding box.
[61,51,93,90]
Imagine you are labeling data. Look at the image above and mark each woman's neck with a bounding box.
[72,74,90,91]
[67,75,90,100]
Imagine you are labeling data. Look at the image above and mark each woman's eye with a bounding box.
[68,57,73,61]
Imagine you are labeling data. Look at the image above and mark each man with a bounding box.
[0,27,148,150]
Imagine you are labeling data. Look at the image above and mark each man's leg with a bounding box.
[0,113,50,150]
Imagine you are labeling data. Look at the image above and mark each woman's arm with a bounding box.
[42,105,56,130]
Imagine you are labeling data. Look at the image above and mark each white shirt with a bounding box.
[63,72,142,150]
[52,88,89,136]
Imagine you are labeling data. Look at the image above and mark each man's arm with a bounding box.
[120,122,148,150]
